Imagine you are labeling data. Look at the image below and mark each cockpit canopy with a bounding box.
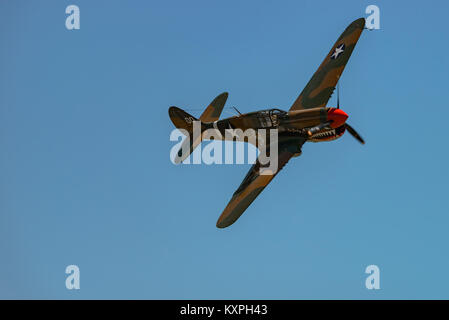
[244,108,287,115]
[268,108,287,116]
[252,108,287,128]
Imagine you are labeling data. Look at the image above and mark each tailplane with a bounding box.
[168,92,228,164]
[168,106,198,135]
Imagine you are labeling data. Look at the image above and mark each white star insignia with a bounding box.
[331,43,345,59]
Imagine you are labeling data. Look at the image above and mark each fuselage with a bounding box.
[202,107,348,143]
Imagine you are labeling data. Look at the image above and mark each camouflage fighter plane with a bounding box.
[169,18,366,228]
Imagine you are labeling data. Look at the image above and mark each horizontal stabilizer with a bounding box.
[168,106,198,134]
[169,106,203,164]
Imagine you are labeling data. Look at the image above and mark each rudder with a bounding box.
[199,92,228,123]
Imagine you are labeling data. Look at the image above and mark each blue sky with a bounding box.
[1,0,449,299]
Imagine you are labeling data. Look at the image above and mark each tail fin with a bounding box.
[199,92,228,123]
[168,92,228,163]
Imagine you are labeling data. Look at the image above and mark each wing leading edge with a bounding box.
[290,18,365,111]
[216,137,306,228]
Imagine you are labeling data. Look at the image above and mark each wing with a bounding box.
[290,18,365,111]
[216,136,306,228]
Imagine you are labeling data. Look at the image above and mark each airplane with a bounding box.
[169,17,366,228]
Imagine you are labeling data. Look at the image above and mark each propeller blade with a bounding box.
[345,123,365,144]
[335,82,364,144]
[337,82,340,109]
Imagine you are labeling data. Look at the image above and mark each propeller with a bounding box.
[337,82,340,109]
[337,81,365,144]
[344,123,365,144]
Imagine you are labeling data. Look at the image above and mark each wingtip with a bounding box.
[216,222,226,229]
[216,216,233,229]
[352,17,366,29]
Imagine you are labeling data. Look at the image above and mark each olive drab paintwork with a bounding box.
[290,18,365,111]
[199,92,228,123]
[168,18,367,228]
